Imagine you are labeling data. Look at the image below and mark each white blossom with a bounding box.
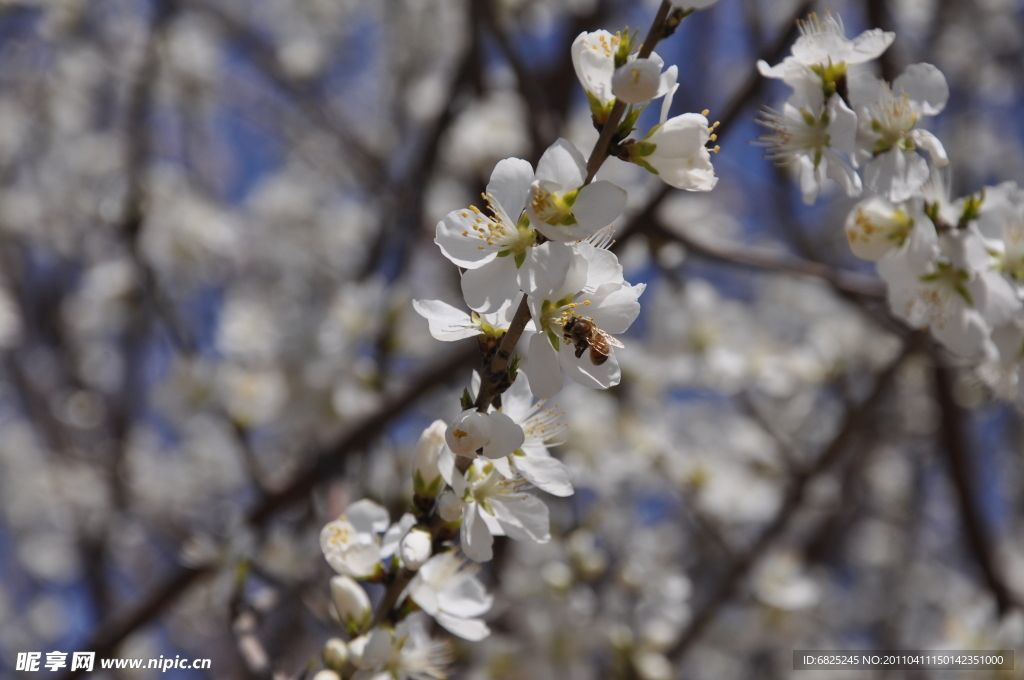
[399,529,433,571]
[330,575,371,632]
[411,420,447,498]
[404,552,493,640]
[629,84,717,191]
[351,618,454,680]
[849,63,950,202]
[758,13,894,100]
[526,138,627,243]
[756,90,861,204]
[320,499,392,579]
[439,457,551,563]
[445,410,525,460]
[611,53,678,106]
[520,241,644,398]
[434,158,537,313]
[844,195,935,263]
[411,297,517,342]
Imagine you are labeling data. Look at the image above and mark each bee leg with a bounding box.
[574,345,586,359]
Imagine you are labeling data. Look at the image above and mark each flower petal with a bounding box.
[480,411,525,459]
[519,241,587,299]
[434,612,491,641]
[412,299,477,341]
[849,28,895,64]
[461,504,494,562]
[864,148,929,203]
[894,62,948,116]
[587,281,645,334]
[339,543,382,579]
[486,157,535,219]
[525,331,564,399]
[380,513,416,559]
[435,210,498,268]
[909,129,949,168]
[572,180,627,234]
[559,343,621,390]
[499,372,534,422]
[436,577,493,618]
[536,138,586,188]
[345,499,391,535]
[514,454,574,497]
[407,575,440,615]
[461,256,519,313]
[578,242,624,291]
[492,495,551,543]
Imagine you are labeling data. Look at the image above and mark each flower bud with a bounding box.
[437,490,462,523]
[413,420,446,497]
[361,627,395,668]
[321,638,348,672]
[399,528,433,570]
[844,196,914,261]
[612,58,662,104]
[446,410,525,459]
[330,575,371,634]
[445,410,489,457]
[311,671,341,680]
[347,635,369,669]
[633,651,673,680]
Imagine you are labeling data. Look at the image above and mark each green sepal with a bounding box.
[460,388,474,410]
[413,470,443,498]
[514,251,527,268]
[631,141,657,158]
[810,60,847,100]
[507,354,521,382]
[960,190,985,225]
[633,156,659,175]
[617,104,645,138]
[548,330,561,350]
[613,28,636,68]
[586,91,615,125]
[496,249,512,257]
[955,284,974,306]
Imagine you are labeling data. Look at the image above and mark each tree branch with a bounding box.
[644,218,887,298]
[932,353,1019,616]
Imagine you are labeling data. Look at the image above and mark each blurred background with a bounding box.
[1,0,1024,677]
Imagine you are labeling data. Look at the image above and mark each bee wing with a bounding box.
[597,329,624,348]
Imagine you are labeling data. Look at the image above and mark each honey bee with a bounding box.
[562,317,624,366]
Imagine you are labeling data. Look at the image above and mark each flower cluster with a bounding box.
[759,13,1024,400]
[312,6,721,676]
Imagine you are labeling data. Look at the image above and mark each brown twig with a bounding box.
[62,346,475,680]
[476,0,681,413]
[644,218,887,298]
[932,353,1019,616]
[584,0,673,184]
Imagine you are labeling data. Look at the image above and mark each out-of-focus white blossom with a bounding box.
[404,552,493,640]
